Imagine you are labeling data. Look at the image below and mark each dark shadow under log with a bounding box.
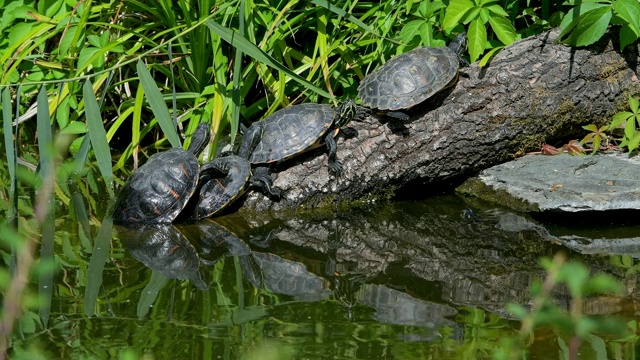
[239,29,640,213]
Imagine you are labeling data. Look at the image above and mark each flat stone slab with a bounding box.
[457,152,640,212]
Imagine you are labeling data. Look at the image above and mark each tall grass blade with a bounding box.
[84,216,113,317]
[168,42,178,128]
[36,86,55,328]
[68,180,92,241]
[206,19,332,99]
[83,80,114,197]
[2,88,17,229]
[230,0,245,143]
[39,211,54,328]
[137,271,169,319]
[137,60,182,148]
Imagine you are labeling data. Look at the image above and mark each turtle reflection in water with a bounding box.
[117,224,209,290]
[240,253,332,302]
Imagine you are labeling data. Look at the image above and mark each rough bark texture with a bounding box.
[240,29,640,213]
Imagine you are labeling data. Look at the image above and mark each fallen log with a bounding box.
[240,28,640,213]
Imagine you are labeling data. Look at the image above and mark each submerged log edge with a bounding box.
[240,28,640,213]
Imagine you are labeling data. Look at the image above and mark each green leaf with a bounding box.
[611,111,633,128]
[60,121,88,135]
[400,20,424,44]
[612,0,640,36]
[485,4,509,17]
[136,60,182,148]
[419,22,435,46]
[206,20,332,100]
[468,19,487,62]
[628,131,640,152]
[564,7,613,47]
[620,24,640,50]
[624,112,637,139]
[77,47,102,72]
[461,6,482,24]
[582,124,598,132]
[629,95,639,114]
[558,3,609,41]
[478,46,503,67]
[83,80,114,197]
[442,0,475,30]
[487,14,517,45]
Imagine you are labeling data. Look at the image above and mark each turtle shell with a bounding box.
[245,103,336,164]
[191,155,251,220]
[112,148,200,224]
[358,46,459,111]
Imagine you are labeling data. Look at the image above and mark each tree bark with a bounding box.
[240,28,640,213]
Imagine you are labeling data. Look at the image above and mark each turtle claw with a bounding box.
[329,162,343,177]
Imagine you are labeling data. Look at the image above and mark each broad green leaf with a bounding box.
[620,24,640,50]
[610,111,633,128]
[629,95,639,114]
[83,80,114,197]
[419,22,435,46]
[60,121,88,135]
[485,4,509,17]
[563,7,613,47]
[461,6,482,24]
[624,117,637,142]
[558,3,609,41]
[468,19,487,62]
[77,47,102,72]
[488,14,517,45]
[136,60,182,148]
[443,0,475,29]
[206,20,332,99]
[399,20,423,44]
[582,124,598,132]
[612,0,640,36]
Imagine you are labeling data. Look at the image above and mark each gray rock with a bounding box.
[457,152,640,212]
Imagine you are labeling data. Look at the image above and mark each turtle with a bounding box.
[189,154,252,220]
[357,32,468,120]
[112,123,210,224]
[238,99,360,197]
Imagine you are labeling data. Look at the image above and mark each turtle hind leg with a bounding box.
[249,166,282,200]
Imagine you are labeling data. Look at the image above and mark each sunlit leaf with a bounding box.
[563,7,612,47]
[629,95,639,114]
[612,0,640,37]
[468,19,487,62]
[443,0,475,30]
[487,14,517,45]
[478,46,503,67]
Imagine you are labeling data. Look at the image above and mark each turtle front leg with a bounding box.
[324,133,342,176]
[249,166,282,200]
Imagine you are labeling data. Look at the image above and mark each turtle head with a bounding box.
[334,99,359,127]
[449,32,467,56]
[187,123,211,155]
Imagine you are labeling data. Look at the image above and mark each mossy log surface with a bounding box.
[240,29,640,213]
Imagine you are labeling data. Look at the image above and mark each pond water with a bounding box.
[9,194,640,359]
